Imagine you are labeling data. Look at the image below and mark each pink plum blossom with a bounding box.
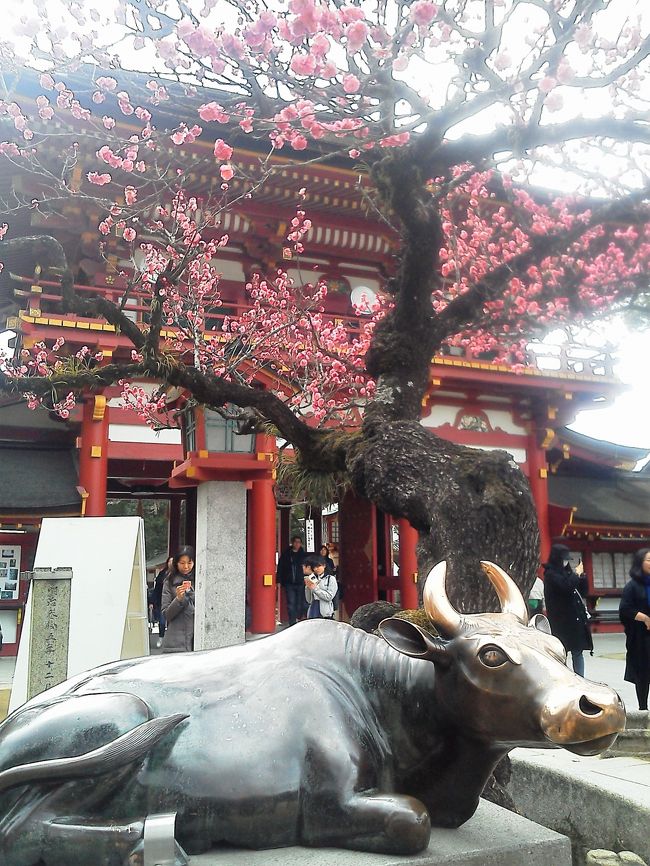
[87,172,111,186]
[213,139,233,160]
[342,74,360,94]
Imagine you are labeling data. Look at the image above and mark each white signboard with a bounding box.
[305,519,315,552]
[10,516,149,712]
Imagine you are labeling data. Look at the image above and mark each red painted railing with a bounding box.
[12,277,616,379]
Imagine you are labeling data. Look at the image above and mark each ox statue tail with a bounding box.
[0,713,188,794]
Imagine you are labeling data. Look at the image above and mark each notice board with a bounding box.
[10,516,148,712]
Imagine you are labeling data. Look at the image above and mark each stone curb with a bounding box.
[509,749,650,865]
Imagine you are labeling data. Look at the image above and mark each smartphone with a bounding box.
[182,580,192,590]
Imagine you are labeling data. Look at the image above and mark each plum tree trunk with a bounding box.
[348,419,539,612]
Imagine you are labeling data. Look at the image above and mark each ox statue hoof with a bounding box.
[386,800,431,855]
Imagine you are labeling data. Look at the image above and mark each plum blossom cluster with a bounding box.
[119,381,169,429]
[285,202,312,255]
[0,337,104,417]
[1,0,649,424]
[432,169,650,359]
[214,268,379,424]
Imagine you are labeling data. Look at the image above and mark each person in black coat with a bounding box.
[543,543,592,677]
[153,555,173,641]
[276,536,307,626]
[619,547,650,711]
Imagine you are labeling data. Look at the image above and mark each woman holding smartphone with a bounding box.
[161,546,195,653]
[303,554,338,620]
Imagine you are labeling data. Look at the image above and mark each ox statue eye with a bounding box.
[479,646,509,668]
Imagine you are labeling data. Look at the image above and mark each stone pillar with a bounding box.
[78,394,109,516]
[194,481,247,649]
[248,478,277,634]
[27,567,73,700]
[398,518,420,610]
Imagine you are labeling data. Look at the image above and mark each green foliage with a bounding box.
[276,453,349,510]
[106,498,169,560]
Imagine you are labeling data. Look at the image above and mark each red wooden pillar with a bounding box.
[249,434,277,633]
[78,394,109,517]
[277,507,290,623]
[168,496,182,553]
[527,432,551,565]
[398,518,420,610]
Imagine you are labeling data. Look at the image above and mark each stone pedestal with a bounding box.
[195,481,247,650]
[189,800,571,865]
[27,567,73,700]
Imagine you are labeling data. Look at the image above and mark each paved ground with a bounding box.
[584,633,638,708]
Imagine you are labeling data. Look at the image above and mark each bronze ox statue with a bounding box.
[0,561,625,865]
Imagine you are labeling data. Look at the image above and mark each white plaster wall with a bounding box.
[421,404,527,436]
[483,408,527,435]
[108,424,182,445]
[211,257,245,281]
[420,405,462,428]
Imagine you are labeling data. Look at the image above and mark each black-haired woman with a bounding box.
[620,548,650,711]
[303,554,338,620]
[544,543,592,677]
[161,546,195,653]
[319,544,336,576]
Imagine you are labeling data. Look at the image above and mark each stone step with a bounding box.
[509,748,650,865]
[188,800,571,866]
[605,711,650,756]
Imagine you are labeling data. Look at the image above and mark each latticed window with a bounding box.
[591,552,633,590]
[204,409,255,453]
[185,408,196,453]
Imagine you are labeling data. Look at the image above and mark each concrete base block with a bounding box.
[605,711,650,757]
[509,748,650,865]
[188,800,571,866]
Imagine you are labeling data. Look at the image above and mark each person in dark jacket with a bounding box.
[161,546,195,653]
[544,543,592,677]
[153,555,173,641]
[619,547,650,711]
[277,536,307,626]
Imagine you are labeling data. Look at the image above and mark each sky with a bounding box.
[568,329,650,453]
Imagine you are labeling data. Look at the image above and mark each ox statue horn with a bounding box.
[423,559,529,636]
[480,560,529,624]
[422,560,463,637]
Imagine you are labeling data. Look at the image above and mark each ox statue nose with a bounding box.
[540,681,626,756]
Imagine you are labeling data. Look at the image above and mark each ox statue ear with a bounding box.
[378,618,451,667]
[529,613,552,634]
